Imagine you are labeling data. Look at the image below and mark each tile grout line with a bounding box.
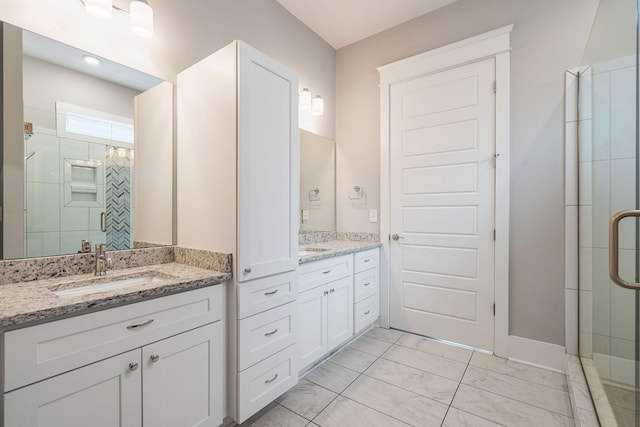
[438,349,474,427]
[307,332,415,426]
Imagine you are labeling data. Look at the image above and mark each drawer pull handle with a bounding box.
[363,282,370,286]
[265,374,279,384]
[265,328,279,337]
[322,270,331,274]
[129,362,139,371]
[127,319,154,330]
[264,289,279,296]
[150,354,160,363]
[364,259,371,263]
[364,310,371,315]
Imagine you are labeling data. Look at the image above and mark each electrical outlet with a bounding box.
[369,209,378,223]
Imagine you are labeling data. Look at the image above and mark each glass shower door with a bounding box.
[578,0,639,425]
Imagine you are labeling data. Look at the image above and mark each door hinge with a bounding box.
[493,303,496,316]
[493,229,496,241]
[493,81,497,94]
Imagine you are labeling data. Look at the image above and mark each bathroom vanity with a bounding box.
[0,248,231,427]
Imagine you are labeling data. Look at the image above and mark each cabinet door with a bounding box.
[142,322,222,427]
[237,41,299,282]
[298,286,327,369]
[4,350,141,427]
[327,276,354,351]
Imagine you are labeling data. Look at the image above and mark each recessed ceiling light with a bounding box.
[83,55,101,66]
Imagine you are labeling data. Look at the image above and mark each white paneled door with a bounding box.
[389,58,496,351]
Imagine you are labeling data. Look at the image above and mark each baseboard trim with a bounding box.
[508,335,565,372]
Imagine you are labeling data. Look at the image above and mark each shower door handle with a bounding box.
[609,210,640,289]
[100,212,107,232]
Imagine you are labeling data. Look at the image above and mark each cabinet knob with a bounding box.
[244,268,252,274]
[129,362,139,371]
[150,354,160,363]
[324,290,328,296]
[330,288,335,293]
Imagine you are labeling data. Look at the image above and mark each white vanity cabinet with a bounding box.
[176,40,299,423]
[298,247,380,371]
[298,255,354,369]
[3,286,224,427]
[353,248,380,333]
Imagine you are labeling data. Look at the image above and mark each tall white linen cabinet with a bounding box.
[176,41,299,424]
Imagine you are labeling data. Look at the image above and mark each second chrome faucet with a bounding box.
[95,243,112,276]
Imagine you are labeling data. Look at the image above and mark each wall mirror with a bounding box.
[1,23,173,259]
[299,129,335,232]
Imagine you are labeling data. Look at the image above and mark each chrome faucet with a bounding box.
[95,244,112,276]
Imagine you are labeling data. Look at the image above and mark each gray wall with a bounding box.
[23,55,139,120]
[335,0,599,345]
[0,0,335,138]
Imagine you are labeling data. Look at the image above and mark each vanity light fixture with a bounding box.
[80,0,154,38]
[299,88,312,110]
[311,95,324,116]
[83,55,101,65]
[82,0,113,20]
[129,0,154,38]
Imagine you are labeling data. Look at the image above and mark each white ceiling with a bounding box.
[276,0,459,49]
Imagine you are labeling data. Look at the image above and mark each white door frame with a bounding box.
[378,25,512,358]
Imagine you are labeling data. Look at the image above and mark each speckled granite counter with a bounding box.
[299,240,381,264]
[0,247,232,329]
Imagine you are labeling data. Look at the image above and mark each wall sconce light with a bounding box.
[83,0,113,20]
[299,88,311,110]
[80,0,154,38]
[311,95,324,116]
[129,0,154,38]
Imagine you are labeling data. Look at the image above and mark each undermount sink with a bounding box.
[298,247,331,257]
[49,271,173,298]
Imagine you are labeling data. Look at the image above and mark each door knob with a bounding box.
[391,234,404,241]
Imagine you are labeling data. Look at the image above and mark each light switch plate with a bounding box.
[302,209,309,223]
[369,209,378,223]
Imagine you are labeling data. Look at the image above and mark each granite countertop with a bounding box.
[298,240,381,264]
[0,262,231,329]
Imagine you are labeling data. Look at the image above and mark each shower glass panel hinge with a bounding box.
[493,303,495,316]
[493,82,497,94]
[493,229,496,240]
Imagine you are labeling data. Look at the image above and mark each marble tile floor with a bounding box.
[241,327,582,427]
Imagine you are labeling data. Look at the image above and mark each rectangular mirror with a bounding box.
[299,129,335,232]
[2,23,172,259]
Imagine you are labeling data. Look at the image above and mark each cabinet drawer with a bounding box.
[354,268,379,303]
[237,271,297,319]
[354,248,379,274]
[354,293,379,334]
[237,344,298,423]
[299,254,352,293]
[4,285,222,392]
[238,301,297,370]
